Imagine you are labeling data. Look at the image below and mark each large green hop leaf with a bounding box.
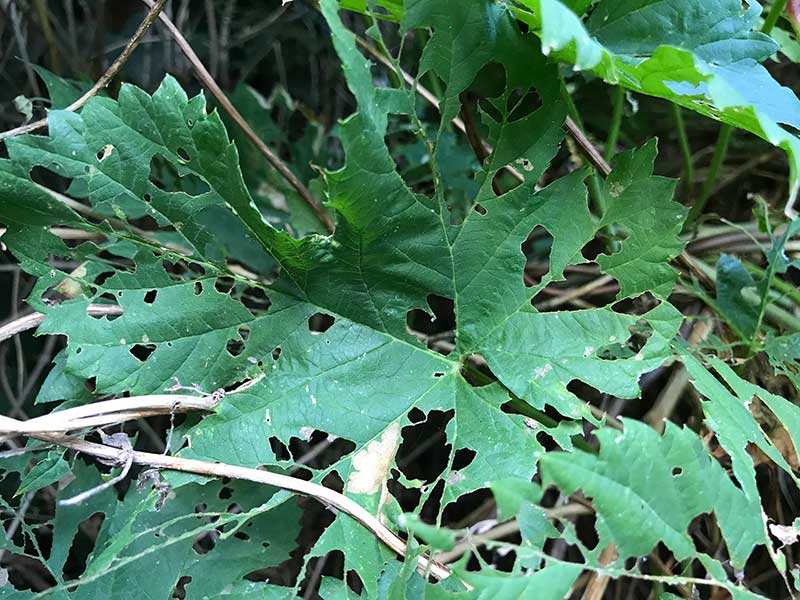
[1,0,696,595]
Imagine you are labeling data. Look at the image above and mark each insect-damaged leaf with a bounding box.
[3,0,793,597]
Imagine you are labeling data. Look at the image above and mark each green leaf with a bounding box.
[506,0,800,210]
[221,84,331,237]
[16,450,70,495]
[597,140,686,300]
[432,562,582,598]
[681,350,798,503]
[1,0,747,595]
[765,332,800,391]
[34,65,93,109]
[586,0,776,61]
[398,512,456,551]
[715,254,760,339]
[541,419,768,569]
[42,468,300,599]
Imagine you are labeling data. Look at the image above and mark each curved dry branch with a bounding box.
[0,0,169,141]
[0,393,219,435]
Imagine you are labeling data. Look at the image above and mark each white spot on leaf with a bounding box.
[534,363,552,380]
[770,523,800,547]
[346,422,400,495]
[447,471,465,485]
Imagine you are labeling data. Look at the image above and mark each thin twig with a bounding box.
[204,0,219,78]
[141,0,335,234]
[59,451,133,506]
[535,275,615,311]
[3,0,41,97]
[0,0,169,141]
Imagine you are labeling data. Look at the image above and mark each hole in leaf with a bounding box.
[29,165,73,193]
[243,285,271,313]
[143,289,157,304]
[271,347,282,361]
[441,487,488,525]
[172,576,192,599]
[269,437,290,461]
[521,225,553,288]
[143,192,152,203]
[473,203,487,215]
[611,292,657,316]
[594,322,652,361]
[218,486,234,499]
[308,313,335,333]
[388,476,422,514]
[226,338,245,357]
[672,467,683,476]
[93,271,114,286]
[574,512,599,551]
[580,238,605,262]
[408,408,425,423]
[96,145,114,162]
[193,281,203,295]
[471,61,506,99]
[419,480,445,523]
[478,97,503,125]
[506,87,543,122]
[237,324,250,342]
[289,431,356,470]
[397,409,453,483]
[452,448,476,470]
[176,147,190,162]
[214,276,235,294]
[406,295,455,355]
[433,372,445,378]
[129,344,156,362]
[566,380,605,405]
[89,294,120,320]
[62,512,105,581]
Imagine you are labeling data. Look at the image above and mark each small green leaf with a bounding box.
[16,450,70,495]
